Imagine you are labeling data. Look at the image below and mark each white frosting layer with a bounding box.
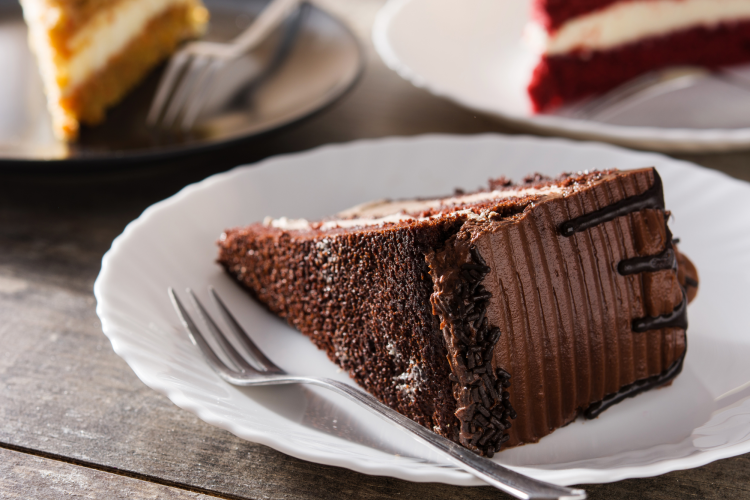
[337,185,564,219]
[264,185,564,231]
[264,216,319,231]
[21,0,195,96]
[540,0,750,56]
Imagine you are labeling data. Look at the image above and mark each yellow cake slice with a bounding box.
[20,0,209,141]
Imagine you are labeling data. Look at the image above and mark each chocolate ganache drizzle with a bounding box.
[558,170,689,419]
[618,246,676,275]
[558,170,665,237]
[623,226,689,333]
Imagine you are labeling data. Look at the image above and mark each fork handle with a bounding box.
[280,376,585,500]
[229,0,303,59]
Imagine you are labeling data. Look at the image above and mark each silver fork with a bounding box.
[168,287,587,500]
[569,66,711,121]
[569,65,750,121]
[147,0,302,131]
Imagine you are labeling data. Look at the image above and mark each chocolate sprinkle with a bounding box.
[478,405,491,418]
[431,244,517,456]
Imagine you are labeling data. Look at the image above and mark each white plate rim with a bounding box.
[372,0,750,153]
[94,133,750,486]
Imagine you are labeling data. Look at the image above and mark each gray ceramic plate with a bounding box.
[0,0,363,168]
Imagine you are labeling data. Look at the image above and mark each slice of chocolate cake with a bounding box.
[217,167,698,457]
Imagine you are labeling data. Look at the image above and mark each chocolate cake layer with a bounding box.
[219,213,467,438]
[217,167,698,455]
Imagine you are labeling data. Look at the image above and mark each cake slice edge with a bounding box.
[217,167,699,456]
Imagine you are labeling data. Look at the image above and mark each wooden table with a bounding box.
[2,2,750,498]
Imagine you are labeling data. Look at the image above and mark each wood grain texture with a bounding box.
[0,447,221,500]
[2,0,750,499]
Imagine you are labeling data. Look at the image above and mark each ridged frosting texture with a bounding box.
[472,169,687,446]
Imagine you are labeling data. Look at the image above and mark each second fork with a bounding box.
[147,0,303,131]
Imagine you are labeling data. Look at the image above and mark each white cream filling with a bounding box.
[264,185,564,231]
[336,185,564,219]
[21,0,194,98]
[537,0,750,56]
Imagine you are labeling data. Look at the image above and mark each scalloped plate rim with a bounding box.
[95,134,750,486]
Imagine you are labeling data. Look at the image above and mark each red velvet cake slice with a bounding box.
[527,0,750,112]
[218,167,699,456]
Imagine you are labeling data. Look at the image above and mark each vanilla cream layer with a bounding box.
[22,0,199,97]
[540,0,750,56]
[264,185,564,231]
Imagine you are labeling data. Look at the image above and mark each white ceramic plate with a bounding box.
[95,134,750,486]
[372,0,750,152]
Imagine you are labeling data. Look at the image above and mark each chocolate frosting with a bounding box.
[448,168,695,448]
[560,174,693,421]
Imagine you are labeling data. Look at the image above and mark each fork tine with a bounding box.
[209,286,284,374]
[168,288,242,380]
[180,59,224,131]
[146,51,191,127]
[161,56,211,129]
[186,289,258,373]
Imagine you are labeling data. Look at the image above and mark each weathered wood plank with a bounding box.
[0,447,221,500]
